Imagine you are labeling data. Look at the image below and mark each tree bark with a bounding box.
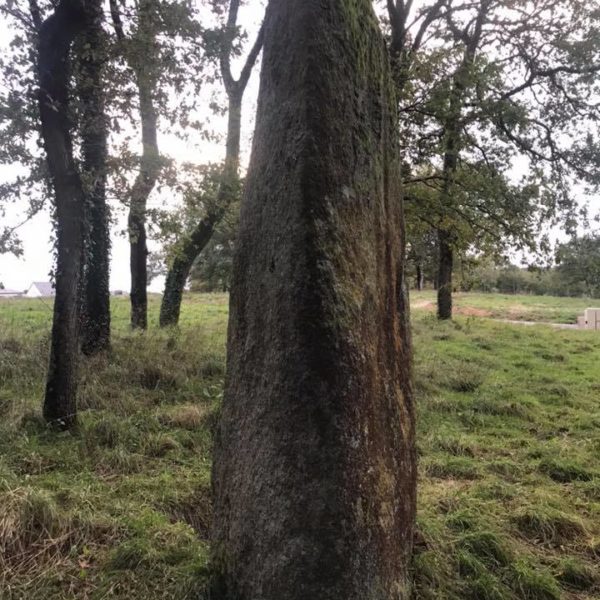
[79,5,110,355]
[210,1,416,598]
[437,228,453,320]
[37,0,87,428]
[125,0,160,330]
[159,92,242,327]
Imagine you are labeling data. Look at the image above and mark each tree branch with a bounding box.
[29,0,42,32]
[109,0,125,42]
[237,20,265,92]
[219,0,240,95]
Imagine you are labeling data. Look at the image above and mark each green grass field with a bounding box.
[0,293,599,599]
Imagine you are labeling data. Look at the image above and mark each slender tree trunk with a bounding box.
[79,6,110,355]
[129,76,158,329]
[437,229,453,320]
[37,0,87,429]
[126,0,160,330]
[210,1,416,598]
[434,6,487,320]
[160,93,242,327]
[416,263,424,290]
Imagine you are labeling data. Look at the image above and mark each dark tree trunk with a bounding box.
[159,218,214,327]
[210,1,416,598]
[435,7,487,320]
[416,263,424,290]
[437,229,453,320]
[79,6,110,355]
[127,0,160,330]
[129,201,149,330]
[159,93,242,327]
[37,0,87,429]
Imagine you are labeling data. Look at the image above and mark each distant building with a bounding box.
[25,282,56,298]
[0,288,24,298]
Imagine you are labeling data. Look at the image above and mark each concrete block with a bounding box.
[584,308,600,330]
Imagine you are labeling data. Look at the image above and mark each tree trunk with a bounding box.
[210,1,416,598]
[79,6,110,355]
[37,0,87,429]
[416,263,424,290]
[434,8,487,320]
[437,229,453,320]
[159,93,242,327]
[128,0,160,330]
[128,78,158,329]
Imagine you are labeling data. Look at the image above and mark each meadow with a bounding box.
[0,293,598,599]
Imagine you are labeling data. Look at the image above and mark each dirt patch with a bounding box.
[411,300,491,318]
[455,306,493,318]
[413,300,435,309]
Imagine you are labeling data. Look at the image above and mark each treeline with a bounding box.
[406,233,600,298]
[459,264,597,297]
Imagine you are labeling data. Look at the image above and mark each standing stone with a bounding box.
[210,1,416,598]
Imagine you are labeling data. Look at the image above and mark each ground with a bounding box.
[0,292,598,599]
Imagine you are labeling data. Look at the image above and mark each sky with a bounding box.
[0,0,264,292]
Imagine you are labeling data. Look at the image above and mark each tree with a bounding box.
[210,0,415,597]
[556,234,600,297]
[0,2,51,257]
[405,225,438,290]
[78,3,111,355]
[386,0,600,319]
[110,0,161,330]
[34,0,91,428]
[159,0,264,327]
[107,0,210,329]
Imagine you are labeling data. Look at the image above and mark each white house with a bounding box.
[25,282,56,298]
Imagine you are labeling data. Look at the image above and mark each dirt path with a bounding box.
[411,300,578,329]
[493,318,577,329]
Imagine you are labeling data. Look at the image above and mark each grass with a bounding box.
[0,292,599,598]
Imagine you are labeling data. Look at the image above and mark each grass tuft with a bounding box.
[424,456,480,480]
[538,457,594,483]
[457,531,512,570]
[508,561,561,600]
[513,506,587,546]
[556,558,598,591]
